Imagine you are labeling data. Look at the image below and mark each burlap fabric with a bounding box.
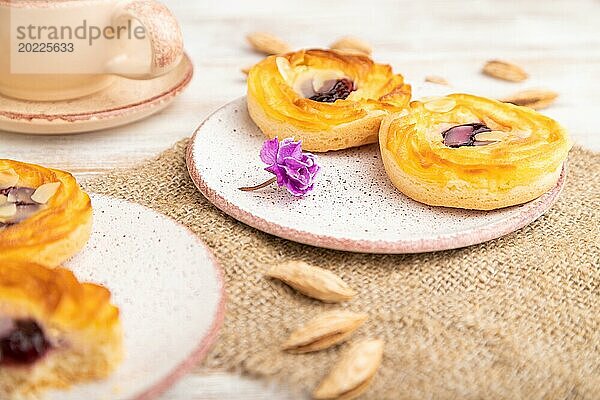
[84,140,599,399]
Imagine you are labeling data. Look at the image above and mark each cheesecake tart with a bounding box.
[247,49,411,152]
[0,160,92,267]
[0,261,122,398]
[379,94,572,210]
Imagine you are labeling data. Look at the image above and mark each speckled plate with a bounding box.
[0,54,193,135]
[45,194,225,400]
[186,97,566,254]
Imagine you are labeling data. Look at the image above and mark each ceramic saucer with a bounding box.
[45,194,225,400]
[0,54,193,135]
[186,97,566,254]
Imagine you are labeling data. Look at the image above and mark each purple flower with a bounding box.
[260,138,320,196]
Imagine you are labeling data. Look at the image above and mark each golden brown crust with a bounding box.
[247,49,411,152]
[0,160,92,267]
[0,261,122,398]
[0,261,119,335]
[379,94,572,210]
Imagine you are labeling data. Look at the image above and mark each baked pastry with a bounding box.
[379,94,572,210]
[247,49,411,152]
[0,260,122,398]
[0,160,92,267]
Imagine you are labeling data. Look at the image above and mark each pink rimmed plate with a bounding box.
[186,97,566,254]
[0,54,193,135]
[46,194,225,400]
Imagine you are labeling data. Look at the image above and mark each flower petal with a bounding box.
[282,156,311,170]
[260,138,280,165]
[308,163,320,177]
[302,154,320,176]
[280,165,306,185]
[265,165,287,186]
[255,137,320,197]
[285,179,316,197]
[277,139,303,163]
[287,167,311,189]
[303,153,317,166]
[284,180,309,197]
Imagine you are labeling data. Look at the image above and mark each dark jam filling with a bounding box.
[442,123,493,148]
[309,78,355,103]
[0,187,35,205]
[0,320,51,365]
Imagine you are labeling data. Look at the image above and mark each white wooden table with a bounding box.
[2,0,599,398]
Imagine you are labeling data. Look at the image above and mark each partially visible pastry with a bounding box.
[379,94,572,210]
[247,49,411,152]
[0,160,92,267]
[0,260,122,398]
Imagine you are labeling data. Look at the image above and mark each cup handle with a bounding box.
[111,0,183,78]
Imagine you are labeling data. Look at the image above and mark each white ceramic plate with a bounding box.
[45,194,225,400]
[186,97,566,254]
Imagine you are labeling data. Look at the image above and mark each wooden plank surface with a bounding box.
[1,0,598,398]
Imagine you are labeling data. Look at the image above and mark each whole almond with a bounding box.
[313,339,384,400]
[330,36,372,56]
[246,32,291,55]
[483,60,528,82]
[267,261,356,303]
[283,311,368,354]
[500,89,558,110]
[425,75,449,85]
